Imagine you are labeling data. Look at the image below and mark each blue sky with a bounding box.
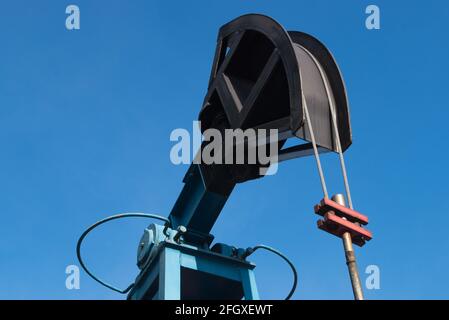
[0,0,448,300]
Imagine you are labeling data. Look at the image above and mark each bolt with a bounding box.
[173,226,187,243]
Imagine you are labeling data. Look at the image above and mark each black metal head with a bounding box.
[199,14,351,157]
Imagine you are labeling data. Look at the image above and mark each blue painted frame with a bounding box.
[128,242,259,300]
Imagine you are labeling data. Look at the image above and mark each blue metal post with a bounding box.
[158,247,181,300]
[241,269,260,300]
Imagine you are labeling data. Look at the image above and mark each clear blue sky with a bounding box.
[0,0,448,300]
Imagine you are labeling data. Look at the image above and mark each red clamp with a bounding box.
[314,198,372,247]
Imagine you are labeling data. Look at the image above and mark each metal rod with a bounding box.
[332,194,364,300]
[302,92,329,199]
[328,102,354,209]
[299,46,362,299]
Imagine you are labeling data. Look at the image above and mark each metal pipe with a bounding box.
[332,194,364,300]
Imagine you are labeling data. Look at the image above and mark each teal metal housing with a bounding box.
[128,234,259,300]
